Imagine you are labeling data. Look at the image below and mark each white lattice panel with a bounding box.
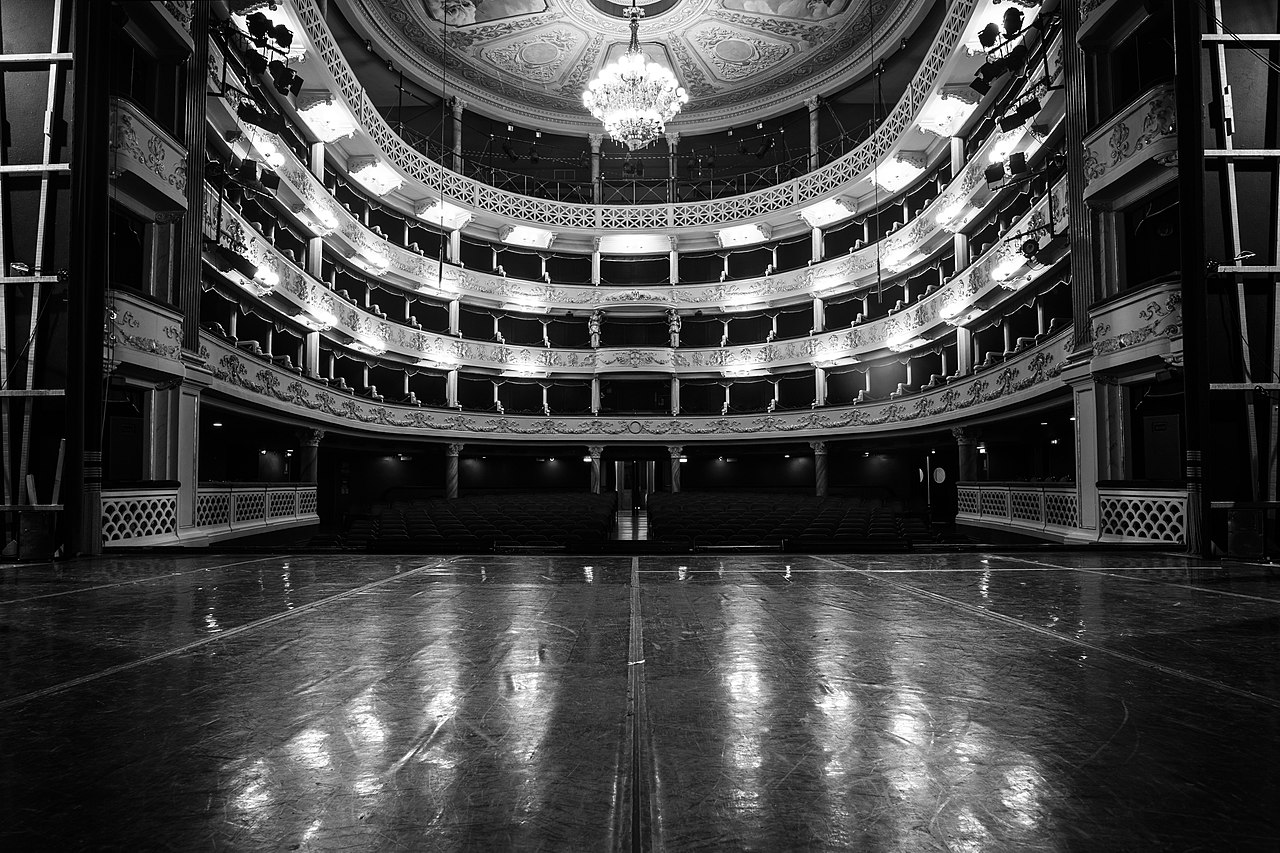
[268,491,296,519]
[1099,495,1186,543]
[235,491,266,524]
[196,492,231,527]
[957,488,980,515]
[102,495,177,542]
[980,490,1010,518]
[1010,490,1042,522]
[299,489,318,515]
[1044,491,1078,528]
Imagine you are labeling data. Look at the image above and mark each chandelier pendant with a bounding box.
[583,0,688,151]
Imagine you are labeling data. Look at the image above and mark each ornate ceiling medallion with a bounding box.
[583,0,688,150]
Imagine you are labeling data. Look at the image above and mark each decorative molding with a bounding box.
[1081,82,1177,207]
[199,327,1074,443]
[292,0,981,232]
[109,97,188,215]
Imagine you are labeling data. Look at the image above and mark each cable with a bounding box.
[1196,0,1280,77]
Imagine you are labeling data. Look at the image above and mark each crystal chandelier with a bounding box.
[583,1,687,151]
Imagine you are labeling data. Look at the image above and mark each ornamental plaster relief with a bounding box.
[199,327,1076,442]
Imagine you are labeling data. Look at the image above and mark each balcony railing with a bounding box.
[109,97,188,215]
[1082,81,1177,208]
[957,482,1186,544]
[101,483,319,546]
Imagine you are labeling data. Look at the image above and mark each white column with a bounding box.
[446,368,459,407]
[448,299,460,335]
[670,375,680,416]
[812,297,824,334]
[806,95,820,171]
[814,367,827,406]
[589,133,603,204]
[811,226,823,262]
[451,97,466,172]
[591,376,601,414]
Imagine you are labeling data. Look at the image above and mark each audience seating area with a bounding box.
[343,493,616,549]
[648,492,932,548]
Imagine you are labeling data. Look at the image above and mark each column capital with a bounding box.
[587,445,605,459]
[297,428,325,447]
[809,440,827,455]
[588,132,605,152]
[667,445,683,459]
[445,442,465,457]
[664,131,680,149]
[450,96,466,117]
[951,426,976,444]
[805,95,820,112]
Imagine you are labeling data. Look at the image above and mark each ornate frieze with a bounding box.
[1089,279,1182,372]
[106,290,185,368]
[200,327,1073,443]
[109,97,188,216]
[292,0,980,232]
[1081,82,1177,208]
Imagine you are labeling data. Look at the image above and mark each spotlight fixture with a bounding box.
[978,22,1000,49]
[755,137,775,159]
[236,103,287,135]
[502,140,518,161]
[984,162,1006,184]
[245,11,271,47]
[259,169,281,193]
[245,49,268,75]
[528,144,539,163]
[268,60,303,97]
[1019,237,1040,260]
[999,98,1042,132]
[969,77,992,96]
[1002,8,1024,40]
[1005,43,1029,72]
[1007,151,1028,175]
[270,24,294,50]
[975,59,1005,82]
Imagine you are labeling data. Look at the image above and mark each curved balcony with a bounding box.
[1082,81,1177,210]
[1088,277,1181,379]
[290,0,984,235]
[216,77,1056,315]
[197,326,1074,444]
[110,97,188,216]
[202,176,1069,376]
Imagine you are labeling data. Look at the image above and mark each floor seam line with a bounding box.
[0,558,454,710]
[813,555,1280,710]
[0,554,298,604]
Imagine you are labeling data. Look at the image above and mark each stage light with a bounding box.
[1003,8,1024,40]
[236,103,286,135]
[259,169,281,193]
[1005,43,1029,72]
[245,11,271,47]
[1008,151,1028,175]
[978,22,1000,49]
[969,77,991,96]
[502,140,518,161]
[245,49,268,75]
[1020,237,1040,260]
[984,162,1006,184]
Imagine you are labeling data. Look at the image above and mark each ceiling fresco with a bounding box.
[343,0,934,134]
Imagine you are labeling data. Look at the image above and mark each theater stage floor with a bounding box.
[1,551,1277,852]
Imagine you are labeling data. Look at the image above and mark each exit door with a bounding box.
[614,460,656,511]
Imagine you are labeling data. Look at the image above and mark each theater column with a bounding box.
[588,445,604,494]
[806,95,820,171]
[668,445,683,493]
[298,429,323,484]
[450,97,466,171]
[952,426,977,482]
[445,443,463,500]
[590,133,603,204]
[810,440,828,497]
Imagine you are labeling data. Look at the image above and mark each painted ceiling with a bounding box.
[340,0,935,135]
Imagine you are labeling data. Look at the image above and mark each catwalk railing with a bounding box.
[956,482,1186,544]
[101,483,319,546]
